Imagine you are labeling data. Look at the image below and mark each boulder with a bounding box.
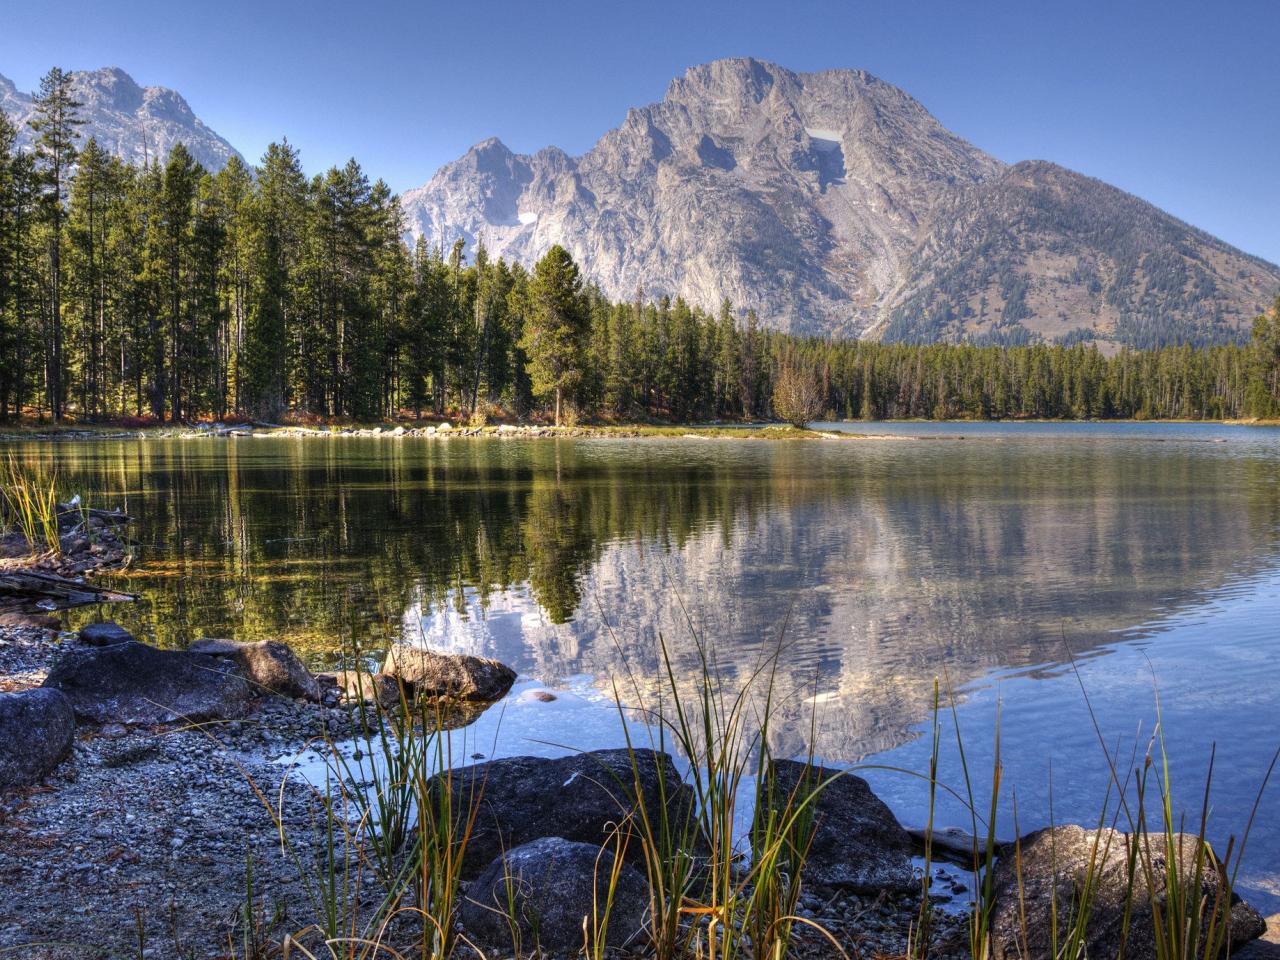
[431,748,695,878]
[990,825,1267,960]
[43,641,254,725]
[78,621,134,646]
[316,669,404,709]
[765,759,916,894]
[0,688,76,790]
[189,638,321,701]
[460,836,648,955]
[381,644,515,701]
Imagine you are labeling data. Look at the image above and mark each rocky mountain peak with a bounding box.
[0,65,241,171]
[401,57,1278,347]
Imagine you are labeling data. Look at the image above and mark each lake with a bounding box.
[13,421,1280,909]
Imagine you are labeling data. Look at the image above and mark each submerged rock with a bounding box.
[78,621,135,647]
[0,688,76,790]
[43,640,254,725]
[460,836,648,954]
[431,748,695,878]
[381,644,515,701]
[907,824,1007,863]
[765,759,916,894]
[989,825,1266,960]
[189,638,322,702]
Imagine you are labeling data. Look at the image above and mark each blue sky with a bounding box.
[2,0,1277,263]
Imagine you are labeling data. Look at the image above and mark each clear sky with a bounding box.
[2,0,1277,263]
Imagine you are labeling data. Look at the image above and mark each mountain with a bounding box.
[402,58,1280,348]
[0,66,241,172]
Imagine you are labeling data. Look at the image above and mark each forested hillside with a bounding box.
[3,69,1279,426]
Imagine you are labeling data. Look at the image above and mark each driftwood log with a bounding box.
[55,504,133,526]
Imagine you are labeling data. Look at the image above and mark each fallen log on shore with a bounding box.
[0,567,137,610]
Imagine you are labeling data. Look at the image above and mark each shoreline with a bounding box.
[2,415,1279,444]
[2,610,1277,957]
[0,617,966,959]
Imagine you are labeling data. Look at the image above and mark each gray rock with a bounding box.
[316,669,403,709]
[1236,915,1280,959]
[0,688,76,790]
[381,644,515,701]
[78,621,134,646]
[43,641,254,725]
[460,836,648,955]
[990,825,1266,960]
[765,759,915,894]
[431,748,695,878]
[189,638,321,702]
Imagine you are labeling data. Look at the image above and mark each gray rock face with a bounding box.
[43,640,254,725]
[78,621,135,647]
[382,644,515,701]
[459,836,649,955]
[989,825,1266,960]
[189,638,321,702]
[403,57,1279,348]
[431,748,695,878]
[0,67,241,171]
[766,759,915,894]
[0,688,76,790]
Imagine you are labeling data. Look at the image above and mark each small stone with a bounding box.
[78,622,135,647]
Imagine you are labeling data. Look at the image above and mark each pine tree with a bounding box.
[29,67,84,419]
[66,137,115,417]
[520,245,588,426]
[0,114,24,419]
[212,156,254,413]
[1245,298,1280,419]
[243,141,306,420]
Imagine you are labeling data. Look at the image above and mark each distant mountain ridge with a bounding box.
[0,66,241,172]
[402,58,1280,348]
[2,59,1275,348]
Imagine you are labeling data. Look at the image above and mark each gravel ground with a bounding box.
[0,619,384,959]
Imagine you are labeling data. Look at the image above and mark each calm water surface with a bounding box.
[14,422,1280,908]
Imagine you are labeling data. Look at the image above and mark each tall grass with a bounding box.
[252,674,488,960]
[604,614,841,960]
[223,626,1275,960]
[903,658,1279,960]
[1,454,63,557]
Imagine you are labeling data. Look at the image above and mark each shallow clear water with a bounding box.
[13,423,1280,909]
